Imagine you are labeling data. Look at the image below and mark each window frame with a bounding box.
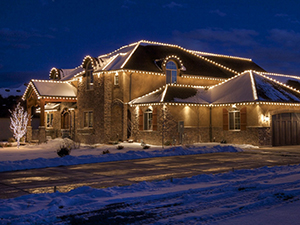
[84,111,93,128]
[46,112,54,128]
[143,108,153,131]
[228,109,241,131]
[114,72,119,86]
[166,60,177,84]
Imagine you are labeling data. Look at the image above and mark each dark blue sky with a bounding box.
[1,0,300,87]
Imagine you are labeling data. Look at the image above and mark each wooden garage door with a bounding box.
[272,113,300,146]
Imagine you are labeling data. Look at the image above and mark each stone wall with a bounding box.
[130,104,273,146]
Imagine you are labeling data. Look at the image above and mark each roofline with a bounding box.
[130,101,300,107]
[22,79,77,101]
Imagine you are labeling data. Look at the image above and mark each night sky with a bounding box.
[1,0,300,87]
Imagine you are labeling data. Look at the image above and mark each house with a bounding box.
[22,40,300,146]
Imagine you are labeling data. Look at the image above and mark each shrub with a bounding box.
[117,145,124,150]
[220,139,227,144]
[8,137,16,143]
[164,140,172,146]
[56,138,79,157]
[57,146,71,157]
[0,143,12,148]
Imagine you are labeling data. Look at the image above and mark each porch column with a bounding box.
[38,99,46,142]
[40,99,45,127]
[26,99,32,142]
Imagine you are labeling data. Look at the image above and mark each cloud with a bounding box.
[275,14,300,24]
[173,28,259,47]
[0,28,55,50]
[268,29,300,48]
[172,28,300,75]
[163,2,184,9]
[210,9,226,17]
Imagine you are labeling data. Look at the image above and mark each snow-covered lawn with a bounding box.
[1,163,300,224]
[0,138,252,172]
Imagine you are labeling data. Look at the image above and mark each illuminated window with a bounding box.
[84,111,93,128]
[144,108,153,130]
[86,61,93,90]
[229,109,240,130]
[114,72,119,85]
[46,113,53,128]
[166,61,177,84]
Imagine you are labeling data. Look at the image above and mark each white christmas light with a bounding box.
[9,103,30,148]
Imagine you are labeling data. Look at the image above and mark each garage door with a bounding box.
[272,113,300,146]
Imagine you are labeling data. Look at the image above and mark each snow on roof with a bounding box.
[130,71,300,105]
[97,43,138,71]
[60,67,84,81]
[0,85,27,98]
[55,40,264,81]
[209,71,257,104]
[254,72,300,102]
[259,72,300,84]
[130,85,209,105]
[27,80,77,98]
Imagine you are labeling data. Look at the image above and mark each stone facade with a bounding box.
[130,104,275,146]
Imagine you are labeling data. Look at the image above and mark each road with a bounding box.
[1,147,300,199]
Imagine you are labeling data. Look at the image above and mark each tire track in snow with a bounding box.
[60,166,300,224]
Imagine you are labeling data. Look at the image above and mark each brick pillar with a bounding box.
[103,73,112,143]
[38,126,46,143]
[26,126,32,142]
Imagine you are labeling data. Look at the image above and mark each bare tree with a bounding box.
[9,103,29,148]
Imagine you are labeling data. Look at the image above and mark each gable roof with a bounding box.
[52,40,266,81]
[99,41,265,78]
[22,80,77,100]
[130,71,300,105]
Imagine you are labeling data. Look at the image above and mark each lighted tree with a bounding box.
[9,102,30,148]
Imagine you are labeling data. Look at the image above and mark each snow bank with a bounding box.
[0,143,242,172]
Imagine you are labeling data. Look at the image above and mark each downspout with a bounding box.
[209,106,212,142]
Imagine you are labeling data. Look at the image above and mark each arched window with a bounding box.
[166,61,177,84]
[86,61,93,90]
[144,108,153,130]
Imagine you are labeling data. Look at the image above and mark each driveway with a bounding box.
[1,147,300,199]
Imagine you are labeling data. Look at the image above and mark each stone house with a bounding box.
[22,40,300,146]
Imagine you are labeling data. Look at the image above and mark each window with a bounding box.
[166,61,177,84]
[46,113,54,128]
[114,72,119,85]
[229,110,240,130]
[84,111,93,128]
[144,108,153,130]
[86,61,93,90]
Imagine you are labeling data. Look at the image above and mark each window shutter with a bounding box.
[139,109,143,130]
[223,108,228,130]
[152,108,157,130]
[240,107,247,130]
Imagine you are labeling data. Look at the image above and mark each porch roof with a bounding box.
[23,79,77,100]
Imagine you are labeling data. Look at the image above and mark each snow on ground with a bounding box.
[0,138,248,172]
[1,163,300,224]
[2,139,299,224]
